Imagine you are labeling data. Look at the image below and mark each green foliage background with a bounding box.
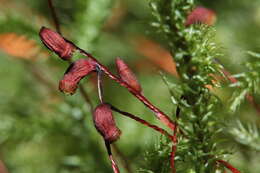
[0,0,260,172]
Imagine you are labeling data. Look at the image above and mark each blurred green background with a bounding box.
[0,0,260,172]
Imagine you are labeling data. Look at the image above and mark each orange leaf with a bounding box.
[133,36,178,77]
[0,33,46,60]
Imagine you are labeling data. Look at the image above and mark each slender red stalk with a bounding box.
[112,145,133,173]
[110,105,173,139]
[76,47,176,130]
[110,155,120,173]
[217,160,241,173]
[105,141,121,173]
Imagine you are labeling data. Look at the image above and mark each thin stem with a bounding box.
[110,104,173,139]
[47,0,61,34]
[112,144,133,173]
[217,160,241,173]
[76,47,176,130]
[97,66,104,103]
[105,141,121,173]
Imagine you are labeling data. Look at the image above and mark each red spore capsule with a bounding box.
[115,57,142,93]
[93,104,121,143]
[185,7,216,26]
[39,27,75,60]
[59,58,96,94]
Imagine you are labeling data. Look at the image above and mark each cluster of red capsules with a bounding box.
[40,27,145,144]
[40,27,151,172]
